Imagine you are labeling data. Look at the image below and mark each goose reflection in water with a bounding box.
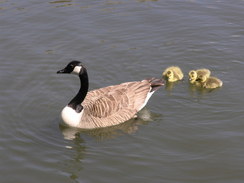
[58,108,161,182]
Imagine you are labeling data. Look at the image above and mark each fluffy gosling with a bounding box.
[197,75,223,89]
[162,66,184,82]
[188,69,211,84]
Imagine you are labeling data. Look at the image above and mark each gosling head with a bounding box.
[166,70,174,81]
[188,70,197,82]
[57,61,86,75]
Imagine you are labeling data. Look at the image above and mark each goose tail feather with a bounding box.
[148,78,164,92]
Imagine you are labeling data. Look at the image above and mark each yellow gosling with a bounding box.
[197,75,223,89]
[162,66,184,82]
[188,69,211,84]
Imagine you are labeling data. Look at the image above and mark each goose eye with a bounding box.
[69,65,75,69]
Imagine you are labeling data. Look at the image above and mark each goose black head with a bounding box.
[57,61,86,75]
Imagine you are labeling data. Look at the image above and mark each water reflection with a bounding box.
[49,0,73,4]
[164,80,185,95]
[188,83,220,95]
[137,0,158,2]
[48,0,160,9]
[187,82,222,103]
[164,81,178,91]
[62,136,86,183]
[59,108,159,141]
[49,0,74,8]
[59,108,160,182]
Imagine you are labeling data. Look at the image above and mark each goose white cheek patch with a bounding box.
[72,66,82,75]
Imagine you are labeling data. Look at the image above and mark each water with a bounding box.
[0,0,244,182]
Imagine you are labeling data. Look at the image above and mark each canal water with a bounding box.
[0,0,244,182]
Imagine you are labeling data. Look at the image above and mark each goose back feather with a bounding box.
[79,79,162,128]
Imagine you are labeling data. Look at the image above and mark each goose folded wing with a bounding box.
[84,89,136,118]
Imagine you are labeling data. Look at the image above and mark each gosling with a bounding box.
[188,69,211,84]
[162,66,184,82]
[197,74,223,89]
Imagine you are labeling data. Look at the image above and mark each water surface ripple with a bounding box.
[0,0,244,183]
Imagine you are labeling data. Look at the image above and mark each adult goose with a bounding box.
[57,61,164,129]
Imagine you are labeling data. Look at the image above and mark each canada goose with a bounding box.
[57,61,164,129]
[188,69,211,84]
[197,75,223,89]
[162,66,184,82]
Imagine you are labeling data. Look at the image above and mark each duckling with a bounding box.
[188,69,211,84]
[162,66,184,82]
[197,74,223,89]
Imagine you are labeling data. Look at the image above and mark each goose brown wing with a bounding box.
[79,79,162,128]
[84,89,131,118]
[82,80,152,118]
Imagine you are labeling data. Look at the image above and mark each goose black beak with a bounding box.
[57,69,66,74]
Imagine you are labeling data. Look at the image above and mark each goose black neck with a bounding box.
[68,70,89,113]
